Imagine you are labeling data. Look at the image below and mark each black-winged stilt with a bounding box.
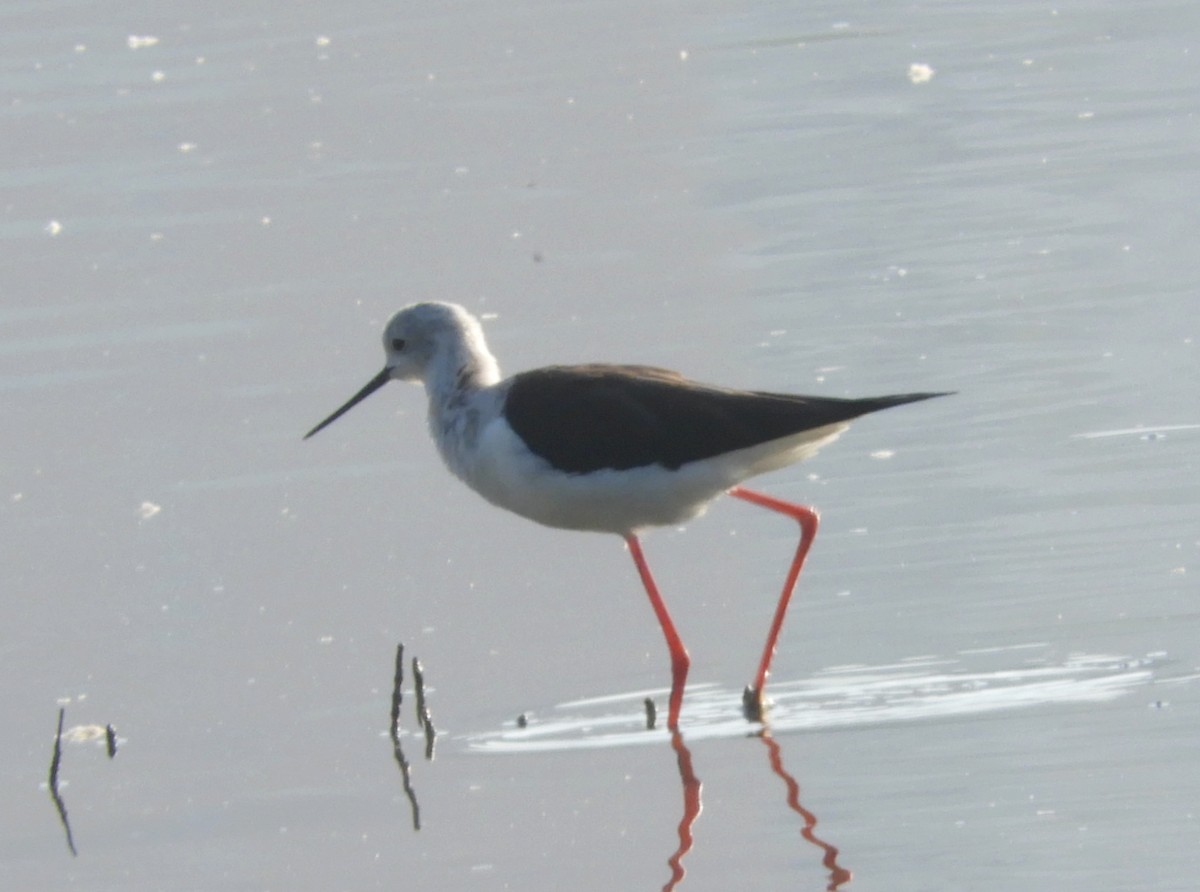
[305,302,948,729]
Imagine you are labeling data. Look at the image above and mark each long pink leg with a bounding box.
[625,534,690,730]
[728,486,820,720]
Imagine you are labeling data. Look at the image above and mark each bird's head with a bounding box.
[304,302,490,440]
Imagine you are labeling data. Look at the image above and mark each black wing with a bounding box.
[503,364,947,473]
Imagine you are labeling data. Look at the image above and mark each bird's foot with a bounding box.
[742,685,770,723]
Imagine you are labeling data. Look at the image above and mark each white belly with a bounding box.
[452,417,846,535]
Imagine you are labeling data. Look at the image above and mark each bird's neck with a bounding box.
[424,337,501,409]
[423,339,502,481]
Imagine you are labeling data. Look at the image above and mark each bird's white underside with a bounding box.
[459,417,848,534]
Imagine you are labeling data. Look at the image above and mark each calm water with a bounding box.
[2,1,1197,889]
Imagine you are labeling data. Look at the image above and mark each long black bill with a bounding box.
[304,367,393,440]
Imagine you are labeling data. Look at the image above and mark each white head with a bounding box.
[304,302,498,440]
[379,302,487,382]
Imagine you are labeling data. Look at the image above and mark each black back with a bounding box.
[503,364,947,473]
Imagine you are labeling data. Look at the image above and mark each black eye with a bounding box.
[392,338,406,351]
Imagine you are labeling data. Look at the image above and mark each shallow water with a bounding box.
[2,1,1197,889]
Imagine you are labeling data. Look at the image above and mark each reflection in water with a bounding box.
[390,731,421,831]
[659,730,849,890]
[759,731,852,890]
[465,647,1163,885]
[389,644,437,830]
[663,732,702,891]
[47,707,76,857]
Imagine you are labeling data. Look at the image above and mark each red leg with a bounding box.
[625,534,690,730]
[728,486,819,720]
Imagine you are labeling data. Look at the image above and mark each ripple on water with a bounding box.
[465,645,1167,753]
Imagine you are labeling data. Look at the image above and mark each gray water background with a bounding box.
[2,1,1197,889]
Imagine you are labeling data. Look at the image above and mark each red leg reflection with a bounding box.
[662,731,702,892]
[759,731,852,890]
[728,486,819,719]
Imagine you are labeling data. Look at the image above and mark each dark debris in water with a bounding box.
[388,644,439,830]
[47,706,120,856]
